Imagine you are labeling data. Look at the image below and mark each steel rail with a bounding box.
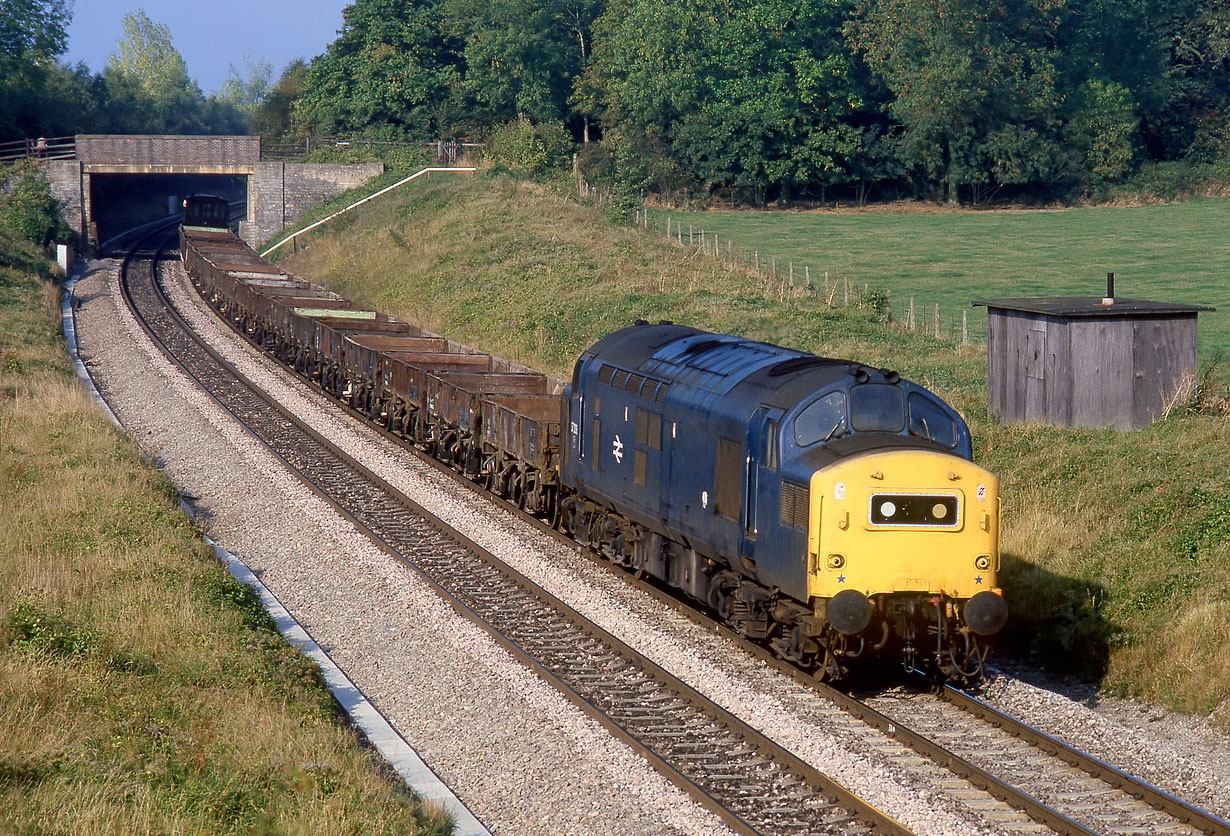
[941,686,1230,836]
[121,243,913,836]
[174,235,1229,836]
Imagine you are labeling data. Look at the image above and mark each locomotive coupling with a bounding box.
[963,589,1008,636]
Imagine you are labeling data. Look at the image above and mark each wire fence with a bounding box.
[635,207,987,346]
[259,136,485,163]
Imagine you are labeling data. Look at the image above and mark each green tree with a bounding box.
[583,0,870,203]
[220,56,273,118]
[253,60,309,136]
[1156,0,1230,161]
[1065,77,1139,187]
[0,0,72,135]
[0,0,68,66]
[445,0,577,126]
[105,11,206,132]
[848,0,1067,203]
[294,0,463,138]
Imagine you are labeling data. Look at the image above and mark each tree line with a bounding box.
[1,3,296,140]
[4,0,1229,205]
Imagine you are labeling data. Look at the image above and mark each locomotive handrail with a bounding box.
[259,167,477,258]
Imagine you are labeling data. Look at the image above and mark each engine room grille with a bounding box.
[714,438,741,521]
[636,408,663,449]
[780,481,809,529]
[634,450,647,487]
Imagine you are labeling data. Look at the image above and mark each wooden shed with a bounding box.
[973,295,1214,430]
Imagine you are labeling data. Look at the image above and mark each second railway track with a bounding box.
[107,235,1230,836]
[119,240,913,836]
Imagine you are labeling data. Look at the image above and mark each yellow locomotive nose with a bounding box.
[806,448,1000,617]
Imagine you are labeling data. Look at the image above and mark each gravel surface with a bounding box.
[980,663,1230,820]
[72,258,734,836]
[72,253,1230,836]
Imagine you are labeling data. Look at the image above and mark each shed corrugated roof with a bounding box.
[972,297,1215,317]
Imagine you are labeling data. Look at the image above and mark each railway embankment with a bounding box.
[0,235,453,834]
[276,173,1230,725]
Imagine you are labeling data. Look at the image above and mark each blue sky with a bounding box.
[65,1,351,95]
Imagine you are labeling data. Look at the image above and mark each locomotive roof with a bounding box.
[589,322,883,406]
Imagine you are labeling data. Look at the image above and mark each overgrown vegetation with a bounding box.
[277,175,1230,723]
[0,231,452,833]
[0,162,73,247]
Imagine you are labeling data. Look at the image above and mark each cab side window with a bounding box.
[908,393,957,447]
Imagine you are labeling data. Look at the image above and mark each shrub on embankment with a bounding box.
[278,173,1230,726]
[0,233,452,833]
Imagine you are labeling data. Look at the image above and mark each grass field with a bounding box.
[0,236,452,834]
[662,200,1230,363]
[277,173,1230,725]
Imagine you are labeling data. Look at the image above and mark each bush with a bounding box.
[484,119,574,179]
[0,163,72,247]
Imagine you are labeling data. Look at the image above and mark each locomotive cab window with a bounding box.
[908,393,957,447]
[794,392,846,446]
[850,384,905,432]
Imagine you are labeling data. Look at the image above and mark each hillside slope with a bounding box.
[280,174,1230,725]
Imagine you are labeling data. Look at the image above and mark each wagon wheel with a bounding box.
[544,486,562,530]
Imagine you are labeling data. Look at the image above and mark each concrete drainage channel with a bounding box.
[62,261,493,836]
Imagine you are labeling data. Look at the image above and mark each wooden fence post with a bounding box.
[962,311,969,345]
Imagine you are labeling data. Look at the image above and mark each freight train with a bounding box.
[181,194,1007,683]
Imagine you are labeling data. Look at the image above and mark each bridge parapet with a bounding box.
[75,135,259,167]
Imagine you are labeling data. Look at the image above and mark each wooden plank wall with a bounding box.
[985,309,1199,430]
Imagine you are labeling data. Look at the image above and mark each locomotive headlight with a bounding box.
[879,500,897,518]
[975,555,992,571]
[827,554,845,569]
[931,503,949,520]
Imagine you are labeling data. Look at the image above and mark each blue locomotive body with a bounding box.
[562,322,1000,679]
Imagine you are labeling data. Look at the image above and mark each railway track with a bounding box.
[119,240,914,836]
[126,236,1230,836]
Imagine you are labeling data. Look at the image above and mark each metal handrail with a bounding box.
[0,135,76,163]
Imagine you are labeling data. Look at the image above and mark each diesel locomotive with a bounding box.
[180,195,1006,682]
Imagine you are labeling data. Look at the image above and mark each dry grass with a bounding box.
[0,242,453,833]
[281,173,1230,727]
